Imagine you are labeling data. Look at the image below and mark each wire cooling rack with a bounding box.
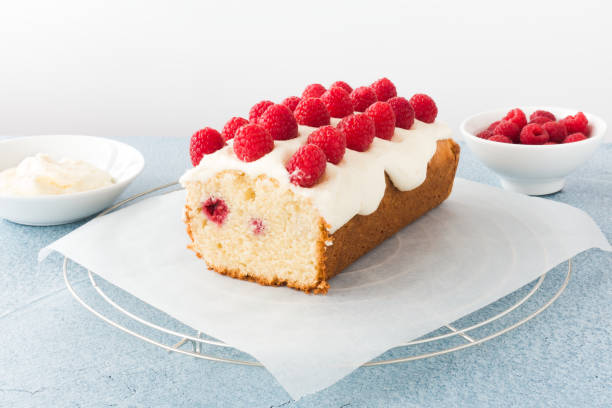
[62,182,572,367]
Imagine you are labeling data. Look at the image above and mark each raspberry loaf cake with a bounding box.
[180,78,460,294]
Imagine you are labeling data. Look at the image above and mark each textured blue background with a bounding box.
[1,137,610,407]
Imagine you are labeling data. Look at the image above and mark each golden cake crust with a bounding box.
[184,138,460,294]
[320,138,460,283]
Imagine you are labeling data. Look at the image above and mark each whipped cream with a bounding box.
[180,120,452,233]
[0,153,115,197]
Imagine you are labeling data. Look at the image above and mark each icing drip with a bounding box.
[180,120,452,233]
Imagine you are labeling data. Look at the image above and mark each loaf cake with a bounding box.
[180,78,459,294]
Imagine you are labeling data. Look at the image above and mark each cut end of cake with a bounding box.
[183,170,331,294]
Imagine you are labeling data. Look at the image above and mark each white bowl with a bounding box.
[0,135,145,225]
[460,107,606,195]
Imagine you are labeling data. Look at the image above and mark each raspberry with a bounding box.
[307,125,346,164]
[257,104,298,140]
[365,101,396,140]
[249,100,274,123]
[250,218,265,235]
[320,86,354,118]
[542,121,567,143]
[529,116,553,125]
[409,94,438,123]
[488,134,512,144]
[477,129,494,139]
[564,132,587,143]
[503,108,527,129]
[561,112,588,134]
[387,96,415,129]
[487,121,501,131]
[337,113,376,152]
[190,127,225,166]
[544,142,557,145]
[520,123,549,145]
[302,83,326,99]
[493,120,520,143]
[370,77,397,102]
[350,86,378,112]
[529,110,556,122]
[293,98,331,127]
[281,96,301,112]
[221,117,249,141]
[202,197,228,225]
[330,81,352,94]
[233,124,274,162]
[286,144,327,187]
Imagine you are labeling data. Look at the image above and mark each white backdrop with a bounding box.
[1,0,610,138]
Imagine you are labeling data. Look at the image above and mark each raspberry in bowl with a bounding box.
[460,107,606,195]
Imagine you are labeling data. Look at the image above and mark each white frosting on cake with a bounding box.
[180,119,452,233]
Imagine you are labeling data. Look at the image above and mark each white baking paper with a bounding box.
[40,178,611,399]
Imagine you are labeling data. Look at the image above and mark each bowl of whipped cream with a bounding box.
[0,135,145,225]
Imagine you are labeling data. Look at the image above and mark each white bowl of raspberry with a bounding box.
[460,107,606,195]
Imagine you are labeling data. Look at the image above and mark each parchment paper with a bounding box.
[40,178,611,399]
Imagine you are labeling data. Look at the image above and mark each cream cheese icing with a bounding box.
[180,120,452,233]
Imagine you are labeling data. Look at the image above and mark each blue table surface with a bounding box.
[1,136,610,408]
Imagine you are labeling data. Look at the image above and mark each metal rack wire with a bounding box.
[62,183,572,367]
